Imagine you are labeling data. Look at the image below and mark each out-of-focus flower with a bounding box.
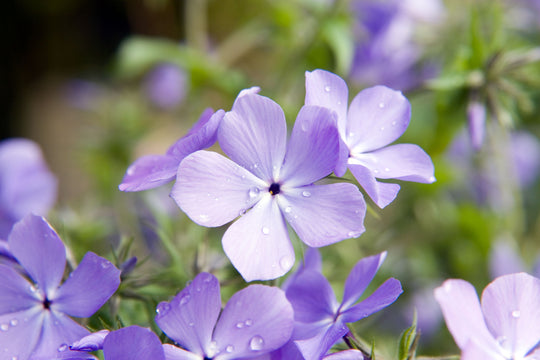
[0,215,121,360]
[349,0,444,90]
[467,100,487,150]
[489,239,540,279]
[305,69,435,208]
[154,272,294,359]
[171,91,366,281]
[119,108,224,192]
[284,251,402,360]
[144,63,188,110]
[0,138,57,240]
[435,273,540,360]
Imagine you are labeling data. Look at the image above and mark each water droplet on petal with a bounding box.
[156,303,171,316]
[380,126,385,131]
[9,319,17,327]
[245,319,253,326]
[279,256,293,270]
[347,231,361,238]
[391,121,397,126]
[199,214,210,223]
[235,322,244,329]
[29,285,37,293]
[0,324,8,332]
[284,206,292,213]
[248,187,260,199]
[249,335,264,351]
[379,102,385,108]
[384,167,390,172]
[100,260,111,269]
[262,227,270,235]
[373,169,379,174]
[179,294,191,305]
[188,322,194,327]
[511,310,521,318]
[302,191,311,197]
[226,345,235,353]
[11,357,18,360]
[57,344,68,352]
[324,86,331,92]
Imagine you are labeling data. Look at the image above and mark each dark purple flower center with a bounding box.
[43,297,52,310]
[269,183,281,195]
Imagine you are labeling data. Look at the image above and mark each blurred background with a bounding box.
[2,0,540,357]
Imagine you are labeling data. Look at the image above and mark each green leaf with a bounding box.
[321,17,354,75]
[398,312,419,360]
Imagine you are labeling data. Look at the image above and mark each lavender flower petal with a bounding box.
[341,252,387,309]
[53,252,121,317]
[162,344,202,360]
[118,155,179,192]
[222,196,294,281]
[279,183,366,247]
[155,273,221,356]
[70,330,110,351]
[323,349,365,360]
[212,285,294,359]
[103,326,165,360]
[480,273,540,358]
[295,320,349,360]
[467,100,486,150]
[346,86,410,153]
[0,264,39,314]
[0,307,42,360]
[172,150,266,227]
[340,278,403,322]
[8,214,66,295]
[348,164,400,208]
[218,94,287,182]
[279,106,339,187]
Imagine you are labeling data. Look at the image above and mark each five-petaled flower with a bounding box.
[305,69,435,208]
[171,91,367,281]
[0,214,121,360]
[435,272,540,360]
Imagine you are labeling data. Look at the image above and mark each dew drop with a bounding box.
[226,345,235,353]
[324,86,331,92]
[347,231,360,238]
[511,310,521,318]
[156,303,171,316]
[9,319,18,327]
[29,285,37,293]
[348,132,355,138]
[249,335,264,351]
[235,322,244,329]
[0,324,8,331]
[12,357,18,360]
[379,102,385,108]
[302,191,311,197]
[373,169,379,174]
[179,294,191,305]
[380,126,385,131]
[384,167,390,172]
[279,256,293,270]
[245,319,253,326]
[199,214,210,223]
[189,322,194,327]
[284,206,292,213]
[100,260,111,269]
[57,344,68,352]
[391,121,397,126]
[261,227,270,235]
[248,187,260,199]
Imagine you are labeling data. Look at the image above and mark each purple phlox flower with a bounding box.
[466,100,487,151]
[144,63,188,110]
[489,239,540,279]
[349,0,444,90]
[71,329,110,352]
[171,90,367,281]
[154,272,294,360]
[305,69,435,208]
[284,251,403,359]
[63,80,106,112]
[0,138,57,240]
[435,273,540,360]
[0,214,121,360]
[119,107,225,192]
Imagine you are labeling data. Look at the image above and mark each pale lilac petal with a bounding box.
[285,270,339,324]
[340,278,403,322]
[163,344,202,360]
[232,87,261,109]
[0,264,40,314]
[280,247,322,292]
[102,326,165,360]
[70,330,110,351]
[461,339,505,360]
[172,150,267,227]
[352,144,435,183]
[167,109,225,159]
[481,273,540,358]
[218,94,287,182]
[31,310,90,358]
[278,183,366,247]
[155,272,221,356]
[346,86,410,153]
[53,252,121,317]
[222,196,294,281]
[341,252,387,310]
[118,155,179,192]
[212,285,294,359]
[467,100,486,151]
[489,240,526,278]
[0,307,43,360]
[279,106,339,187]
[324,349,365,360]
[295,320,349,360]
[348,163,400,208]
[434,279,498,351]
[305,69,349,136]
[8,214,66,296]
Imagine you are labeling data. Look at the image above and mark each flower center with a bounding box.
[43,297,52,310]
[269,183,281,195]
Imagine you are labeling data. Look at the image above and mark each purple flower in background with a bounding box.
[350,0,444,90]
[489,239,540,279]
[0,214,121,360]
[144,63,188,110]
[435,273,540,360]
[0,138,57,240]
[171,91,366,281]
[119,107,225,192]
[467,100,487,150]
[154,272,294,359]
[284,251,402,359]
[305,69,435,208]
